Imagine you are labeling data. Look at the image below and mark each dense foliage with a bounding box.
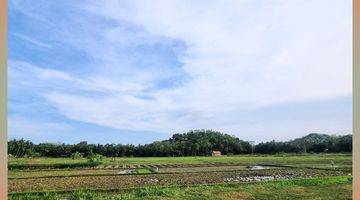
[254,133,352,154]
[8,131,352,158]
[8,130,251,157]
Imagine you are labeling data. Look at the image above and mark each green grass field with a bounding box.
[8,153,352,167]
[8,154,352,199]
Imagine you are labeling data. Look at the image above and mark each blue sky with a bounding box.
[8,0,352,144]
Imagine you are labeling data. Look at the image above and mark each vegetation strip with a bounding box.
[8,162,102,170]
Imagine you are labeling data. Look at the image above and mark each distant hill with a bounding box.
[137,130,252,156]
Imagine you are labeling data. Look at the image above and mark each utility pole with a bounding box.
[0,1,7,198]
[353,2,360,198]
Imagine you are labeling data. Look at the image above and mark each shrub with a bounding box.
[71,152,83,160]
[87,152,103,163]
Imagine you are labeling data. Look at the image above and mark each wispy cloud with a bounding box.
[12,33,52,49]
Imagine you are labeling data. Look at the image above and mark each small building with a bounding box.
[212,151,222,156]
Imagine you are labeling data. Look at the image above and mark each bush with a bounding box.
[87,152,103,163]
[71,152,83,160]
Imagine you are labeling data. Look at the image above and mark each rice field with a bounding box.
[8,154,352,199]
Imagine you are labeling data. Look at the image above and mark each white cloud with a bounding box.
[82,0,351,104]
[10,0,352,138]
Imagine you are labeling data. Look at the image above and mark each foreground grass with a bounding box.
[9,176,352,200]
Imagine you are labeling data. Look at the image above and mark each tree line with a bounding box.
[254,133,352,154]
[8,130,352,158]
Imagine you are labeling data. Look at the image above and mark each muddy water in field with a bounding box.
[9,165,273,179]
[158,165,276,173]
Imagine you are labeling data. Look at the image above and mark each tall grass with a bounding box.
[8,162,102,170]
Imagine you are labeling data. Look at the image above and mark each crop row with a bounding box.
[9,161,304,171]
[8,162,258,170]
[9,169,120,179]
